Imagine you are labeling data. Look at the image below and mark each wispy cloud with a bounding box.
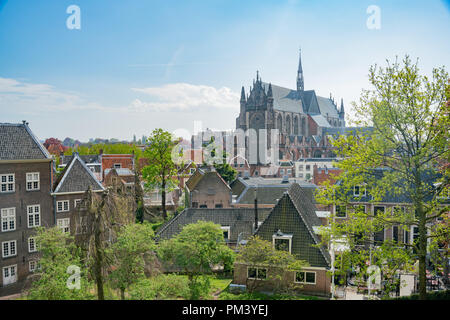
[129,83,239,112]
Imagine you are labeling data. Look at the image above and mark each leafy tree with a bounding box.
[158,221,235,299]
[142,129,181,219]
[28,227,93,300]
[236,236,308,294]
[107,222,156,299]
[315,56,449,299]
[214,163,237,184]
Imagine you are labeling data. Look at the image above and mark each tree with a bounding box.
[158,221,235,299]
[235,236,308,294]
[107,222,156,299]
[316,56,449,299]
[28,227,93,300]
[214,163,237,184]
[142,129,181,219]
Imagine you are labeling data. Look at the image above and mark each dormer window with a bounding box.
[114,163,122,169]
[272,230,293,253]
[354,185,366,197]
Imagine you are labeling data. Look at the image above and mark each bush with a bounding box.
[128,274,190,300]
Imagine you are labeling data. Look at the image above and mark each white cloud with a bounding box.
[129,83,239,112]
[0,77,110,113]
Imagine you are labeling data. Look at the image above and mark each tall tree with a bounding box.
[142,129,180,219]
[107,222,156,299]
[316,56,449,299]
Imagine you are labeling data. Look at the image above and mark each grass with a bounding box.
[218,291,325,300]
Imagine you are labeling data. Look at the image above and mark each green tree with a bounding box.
[158,221,235,299]
[142,129,181,219]
[235,236,308,294]
[107,222,156,299]
[128,274,190,300]
[316,56,449,299]
[214,163,237,184]
[28,227,93,300]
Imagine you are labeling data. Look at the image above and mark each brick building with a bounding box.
[0,122,54,295]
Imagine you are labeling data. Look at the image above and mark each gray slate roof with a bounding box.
[0,123,51,160]
[316,96,339,118]
[156,208,272,242]
[262,82,304,114]
[53,153,105,193]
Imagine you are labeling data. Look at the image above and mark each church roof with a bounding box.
[317,96,339,118]
[262,82,304,114]
[310,114,331,128]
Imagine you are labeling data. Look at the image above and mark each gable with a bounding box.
[255,193,330,268]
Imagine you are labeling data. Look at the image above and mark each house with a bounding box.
[59,153,102,181]
[232,183,332,297]
[0,121,54,296]
[103,167,135,194]
[156,207,272,248]
[294,158,340,181]
[101,153,135,179]
[230,176,315,209]
[185,167,232,209]
[52,153,105,240]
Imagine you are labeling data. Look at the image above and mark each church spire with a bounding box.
[296,48,304,92]
[339,98,345,118]
[241,86,246,102]
[267,83,273,97]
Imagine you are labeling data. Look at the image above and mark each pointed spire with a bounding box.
[340,98,345,115]
[240,86,246,102]
[296,48,304,92]
[267,83,273,97]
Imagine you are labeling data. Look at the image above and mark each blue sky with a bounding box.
[0,0,449,141]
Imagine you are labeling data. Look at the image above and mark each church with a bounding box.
[235,50,347,162]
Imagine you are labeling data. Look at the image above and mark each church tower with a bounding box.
[296,49,304,92]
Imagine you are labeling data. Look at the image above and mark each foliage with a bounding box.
[28,227,93,300]
[107,222,156,299]
[65,143,143,161]
[214,163,238,184]
[158,221,235,299]
[128,274,190,300]
[142,128,181,219]
[218,291,323,300]
[236,236,308,293]
[315,55,449,299]
[391,289,450,300]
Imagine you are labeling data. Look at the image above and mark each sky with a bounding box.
[0,0,449,142]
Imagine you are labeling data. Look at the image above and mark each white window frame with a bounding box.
[26,172,40,191]
[2,240,17,258]
[273,234,293,253]
[0,173,15,193]
[27,205,41,228]
[353,185,367,197]
[57,200,70,213]
[113,163,122,169]
[57,218,70,234]
[29,260,40,273]
[1,207,16,232]
[28,237,37,253]
[221,226,230,240]
[2,264,17,285]
[335,205,347,218]
[294,271,317,285]
[74,199,82,208]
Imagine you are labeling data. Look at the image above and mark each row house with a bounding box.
[0,122,54,295]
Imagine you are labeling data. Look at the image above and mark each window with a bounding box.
[1,208,16,232]
[57,218,70,234]
[0,174,15,193]
[298,165,303,171]
[287,169,292,175]
[114,163,122,169]
[57,200,70,212]
[306,165,310,171]
[192,202,198,208]
[221,226,230,240]
[373,206,385,245]
[26,172,40,191]
[273,233,293,253]
[28,237,37,253]
[29,260,41,272]
[353,185,366,197]
[2,265,17,285]
[335,205,347,218]
[393,225,399,243]
[27,205,41,228]
[215,203,223,208]
[280,169,285,175]
[247,267,267,280]
[74,199,82,208]
[189,168,196,175]
[199,204,207,208]
[76,216,88,235]
[295,271,316,284]
[2,240,17,258]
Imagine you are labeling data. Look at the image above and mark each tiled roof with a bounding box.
[60,154,101,165]
[104,168,134,176]
[156,207,272,242]
[0,123,51,160]
[53,153,105,193]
